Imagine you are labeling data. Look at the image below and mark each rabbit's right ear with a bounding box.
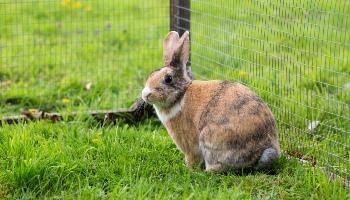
[163,31,180,66]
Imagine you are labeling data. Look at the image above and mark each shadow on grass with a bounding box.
[0,95,64,112]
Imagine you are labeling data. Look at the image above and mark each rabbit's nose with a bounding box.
[142,87,152,101]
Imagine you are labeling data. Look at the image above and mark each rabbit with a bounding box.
[141,31,280,172]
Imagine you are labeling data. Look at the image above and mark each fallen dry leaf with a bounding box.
[0,80,12,88]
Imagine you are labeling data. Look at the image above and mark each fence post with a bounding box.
[170,0,193,79]
[170,0,190,35]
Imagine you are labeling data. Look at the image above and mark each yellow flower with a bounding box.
[238,70,247,77]
[72,2,82,9]
[84,5,92,12]
[28,108,39,113]
[62,98,70,104]
[62,0,71,5]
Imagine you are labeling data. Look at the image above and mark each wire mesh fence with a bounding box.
[174,0,350,179]
[0,0,168,116]
[1,0,349,181]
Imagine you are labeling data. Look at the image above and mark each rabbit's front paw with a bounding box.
[185,154,203,169]
[205,163,225,172]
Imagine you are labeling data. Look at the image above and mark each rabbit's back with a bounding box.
[184,80,280,169]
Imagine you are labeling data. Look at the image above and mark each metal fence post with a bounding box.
[170,0,190,35]
[170,0,193,79]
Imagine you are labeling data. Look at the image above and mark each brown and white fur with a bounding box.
[142,31,280,172]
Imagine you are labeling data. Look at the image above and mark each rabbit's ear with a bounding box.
[174,31,190,66]
[163,31,180,66]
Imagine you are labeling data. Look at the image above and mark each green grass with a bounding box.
[0,0,168,114]
[0,120,349,199]
[0,0,350,198]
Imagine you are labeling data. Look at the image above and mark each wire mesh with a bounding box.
[174,0,350,178]
[0,0,168,116]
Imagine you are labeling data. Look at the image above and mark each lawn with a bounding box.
[0,120,348,199]
[0,0,349,199]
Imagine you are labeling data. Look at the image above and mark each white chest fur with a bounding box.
[154,97,185,124]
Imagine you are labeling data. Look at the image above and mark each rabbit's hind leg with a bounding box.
[200,144,228,172]
[185,153,204,169]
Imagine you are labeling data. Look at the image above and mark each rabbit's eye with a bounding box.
[164,75,173,84]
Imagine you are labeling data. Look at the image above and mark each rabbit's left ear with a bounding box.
[163,31,180,66]
[174,31,190,65]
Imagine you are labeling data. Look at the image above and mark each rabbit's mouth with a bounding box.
[143,95,163,106]
[141,87,159,105]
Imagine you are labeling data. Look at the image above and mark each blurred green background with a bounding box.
[0,0,168,115]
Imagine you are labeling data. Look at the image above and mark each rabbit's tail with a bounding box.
[255,147,280,170]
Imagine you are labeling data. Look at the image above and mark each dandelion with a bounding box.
[28,108,39,113]
[62,98,70,104]
[71,2,82,9]
[62,0,71,6]
[238,70,247,77]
